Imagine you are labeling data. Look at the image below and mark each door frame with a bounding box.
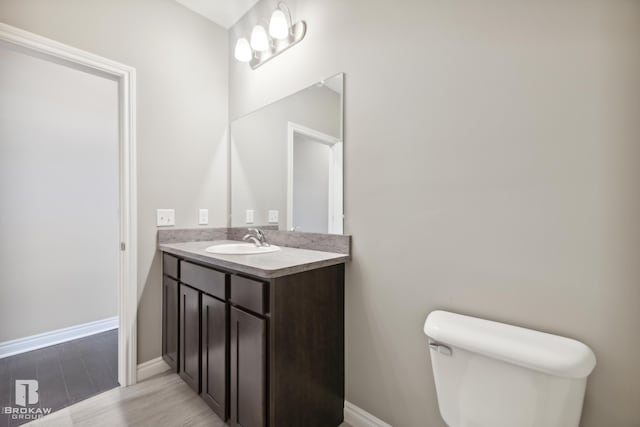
[0,23,138,386]
[286,122,343,234]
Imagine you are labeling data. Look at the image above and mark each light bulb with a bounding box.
[234,38,252,62]
[269,9,289,40]
[250,25,270,52]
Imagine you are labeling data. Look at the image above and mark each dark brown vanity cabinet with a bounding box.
[201,293,228,420]
[230,306,266,427]
[161,252,345,427]
[162,276,179,371]
[179,284,201,392]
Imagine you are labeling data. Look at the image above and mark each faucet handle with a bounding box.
[246,228,268,246]
[248,227,265,238]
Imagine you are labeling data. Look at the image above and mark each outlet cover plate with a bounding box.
[268,210,279,224]
[199,209,209,225]
[157,209,175,227]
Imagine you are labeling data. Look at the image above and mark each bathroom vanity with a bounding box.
[159,237,349,427]
[157,71,348,426]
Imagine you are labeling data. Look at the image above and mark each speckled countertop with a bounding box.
[159,240,349,279]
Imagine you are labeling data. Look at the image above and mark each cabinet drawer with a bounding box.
[163,253,179,279]
[180,261,227,300]
[230,275,267,315]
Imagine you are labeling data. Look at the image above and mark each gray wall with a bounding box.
[0,44,118,342]
[230,1,640,426]
[231,84,339,228]
[0,0,229,363]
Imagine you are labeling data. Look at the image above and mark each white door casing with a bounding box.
[0,23,138,386]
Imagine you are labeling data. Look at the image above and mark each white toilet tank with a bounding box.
[424,311,596,427]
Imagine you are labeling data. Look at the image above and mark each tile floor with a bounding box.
[0,330,118,427]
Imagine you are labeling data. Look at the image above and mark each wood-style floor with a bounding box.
[25,372,352,427]
[0,330,118,427]
[25,373,222,427]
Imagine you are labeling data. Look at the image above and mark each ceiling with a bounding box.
[175,0,260,29]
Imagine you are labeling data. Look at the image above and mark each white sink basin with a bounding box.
[205,243,280,255]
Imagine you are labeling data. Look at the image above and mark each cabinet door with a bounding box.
[180,284,201,392]
[201,294,228,420]
[230,307,266,427]
[162,276,179,371]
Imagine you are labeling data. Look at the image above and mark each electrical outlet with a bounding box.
[268,210,279,224]
[199,209,209,225]
[245,209,255,224]
[156,209,175,227]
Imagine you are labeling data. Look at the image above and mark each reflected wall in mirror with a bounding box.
[231,73,343,234]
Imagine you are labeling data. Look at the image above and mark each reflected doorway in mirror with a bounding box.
[287,122,343,234]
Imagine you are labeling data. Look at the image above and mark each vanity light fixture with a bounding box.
[250,25,270,52]
[234,38,252,62]
[234,1,306,69]
[268,8,289,40]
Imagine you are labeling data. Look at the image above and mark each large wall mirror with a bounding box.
[230,73,344,234]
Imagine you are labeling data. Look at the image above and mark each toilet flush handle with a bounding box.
[429,341,453,356]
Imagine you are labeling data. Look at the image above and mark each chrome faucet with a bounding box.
[243,228,269,247]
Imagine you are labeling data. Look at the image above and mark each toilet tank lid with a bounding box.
[424,310,596,379]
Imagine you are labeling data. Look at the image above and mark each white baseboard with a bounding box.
[0,316,118,359]
[137,357,170,382]
[344,401,392,427]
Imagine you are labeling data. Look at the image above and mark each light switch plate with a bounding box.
[156,209,175,227]
[245,209,255,224]
[199,209,209,225]
[268,210,279,224]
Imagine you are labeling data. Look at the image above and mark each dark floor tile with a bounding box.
[0,360,9,427]
[59,357,96,404]
[97,332,119,378]
[0,358,11,405]
[94,331,117,351]
[8,352,38,427]
[0,358,14,427]
[83,353,118,393]
[4,363,40,427]
[36,351,69,414]
[56,341,80,363]
[34,346,60,374]
[104,352,118,380]
[8,415,31,427]
[0,329,117,426]
[104,332,117,348]
[0,358,9,375]
[27,348,50,364]
[10,351,38,382]
[37,371,70,413]
[73,331,118,381]
[72,337,98,356]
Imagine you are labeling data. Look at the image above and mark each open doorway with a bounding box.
[287,122,343,234]
[0,24,137,426]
